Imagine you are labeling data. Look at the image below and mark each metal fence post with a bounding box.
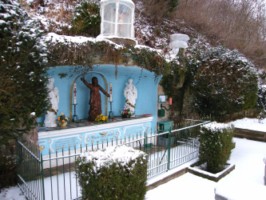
[40,154,45,200]
[167,129,171,170]
[144,129,147,150]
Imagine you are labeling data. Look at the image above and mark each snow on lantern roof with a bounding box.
[98,0,135,40]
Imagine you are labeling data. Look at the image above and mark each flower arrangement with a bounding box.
[57,112,68,127]
[95,114,108,123]
[121,108,132,118]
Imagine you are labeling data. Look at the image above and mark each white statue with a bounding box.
[168,33,190,60]
[44,78,59,127]
[124,79,137,114]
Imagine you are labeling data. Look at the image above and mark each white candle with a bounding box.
[109,83,112,102]
[73,82,77,104]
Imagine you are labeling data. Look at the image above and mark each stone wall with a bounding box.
[234,128,266,142]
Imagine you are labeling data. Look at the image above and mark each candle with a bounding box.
[168,97,172,105]
[109,83,112,102]
[73,82,77,104]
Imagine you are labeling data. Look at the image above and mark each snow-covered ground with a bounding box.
[0,118,265,200]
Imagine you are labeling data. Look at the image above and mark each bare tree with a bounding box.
[175,0,266,69]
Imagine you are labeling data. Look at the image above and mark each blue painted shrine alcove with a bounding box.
[43,65,161,130]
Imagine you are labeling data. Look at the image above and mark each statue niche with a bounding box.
[44,78,59,127]
[81,77,110,121]
[123,79,137,114]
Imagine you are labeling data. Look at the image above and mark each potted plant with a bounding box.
[57,112,68,128]
[121,108,132,118]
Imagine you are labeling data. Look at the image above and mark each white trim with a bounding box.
[38,116,153,139]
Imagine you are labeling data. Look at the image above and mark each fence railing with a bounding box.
[17,141,45,200]
[17,119,209,200]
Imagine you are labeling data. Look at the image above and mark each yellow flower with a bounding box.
[95,114,108,122]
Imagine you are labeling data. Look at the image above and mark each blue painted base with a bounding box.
[38,116,153,156]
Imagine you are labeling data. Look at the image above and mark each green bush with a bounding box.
[76,146,147,200]
[199,123,234,173]
[0,0,49,134]
[71,2,100,36]
[192,46,258,121]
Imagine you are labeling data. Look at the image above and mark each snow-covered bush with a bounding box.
[192,46,258,121]
[71,1,100,36]
[199,122,234,173]
[76,145,147,200]
[0,0,49,132]
[0,0,49,187]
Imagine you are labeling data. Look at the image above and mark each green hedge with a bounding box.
[199,123,234,173]
[76,146,147,200]
[192,46,258,121]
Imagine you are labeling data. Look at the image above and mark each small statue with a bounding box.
[123,79,137,114]
[44,78,59,127]
[81,77,110,121]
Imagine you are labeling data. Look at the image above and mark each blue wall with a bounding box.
[43,65,161,130]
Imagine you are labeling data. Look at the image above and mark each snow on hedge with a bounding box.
[202,122,233,132]
[203,118,266,133]
[44,32,124,49]
[79,145,146,171]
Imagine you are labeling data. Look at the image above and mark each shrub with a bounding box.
[192,46,258,121]
[76,145,147,200]
[199,122,234,173]
[258,85,266,113]
[71,1,100,36]
[0,0,49,134]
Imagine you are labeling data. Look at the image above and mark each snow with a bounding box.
[203,121,233,131]
[232,117,266,132]
[135,44,162,54]
[45,32,97,44]
[146,137,266,200]
[45,32,124,49]
[0,187,25,200]
[80,145,146,170]
[0,118,265,200]
[188,163,235,179]
[215,179,266,200]
[0,19,6,24]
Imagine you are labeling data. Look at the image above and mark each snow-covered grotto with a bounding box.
[37,0,167,157]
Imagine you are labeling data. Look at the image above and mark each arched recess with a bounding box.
[69,72,109,121]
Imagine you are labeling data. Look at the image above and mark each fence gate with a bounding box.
[17,141,45,200]
[145,120,206,179]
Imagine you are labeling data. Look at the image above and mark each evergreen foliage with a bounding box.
[192,46,258,121]
[168,0,179,11]
[76,147,147,200]
[160,52,199,116]
[199,124,234,173]
[160,43,259,120]
[258,85,266,116]
[0,0,49,135]
[71,1,100,36]
[46,38,171,76]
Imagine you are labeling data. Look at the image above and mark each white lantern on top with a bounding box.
[99,0,135,39]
